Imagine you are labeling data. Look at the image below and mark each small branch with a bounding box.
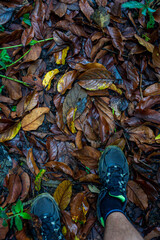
[140,73,143,99]
[0,74,30,87]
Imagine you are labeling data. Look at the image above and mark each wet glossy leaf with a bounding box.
[78,68,122,94]
[0,5,14,25]
[24,45,42,62]
[134,34,154,53]
[42,69,59,91]
[54,46,70,65]
[127,180,148,210]
[143,83,160,96]
[22,107,49,131]
[57,70,78,94]
[108,27,124,56]
[45,161,74,178]
[54,180,72,210]
[0,121,21,142]
[21,26,34,46]
[26,148,40,176]
[18,169,30,201]
[24,91,39,113]
[70,193,89,224]
[79,0,94,21]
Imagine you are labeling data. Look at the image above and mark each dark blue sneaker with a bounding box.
[31,193,65,240]
[97,146,129,226]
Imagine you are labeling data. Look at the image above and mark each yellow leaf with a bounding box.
[155,134,160,140]
[54,46,69,65]
[42,69,59,91]
[62,226,67,236]
[34,169,46,191]
[0,121,21,142]
[134,34,154,53]
[53,180,72,210]
[75,236,80,240]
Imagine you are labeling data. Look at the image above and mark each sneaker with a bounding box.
[97,146,129,226]
[31,193,65,240]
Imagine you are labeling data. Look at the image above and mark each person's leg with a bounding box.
[97,146,143,240]
[104,212,143,240]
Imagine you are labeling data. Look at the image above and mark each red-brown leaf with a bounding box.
[21,26,34,46]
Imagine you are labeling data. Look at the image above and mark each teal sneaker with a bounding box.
[97,146,129,227]
[31,193,64,240]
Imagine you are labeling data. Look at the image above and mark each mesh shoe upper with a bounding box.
[31,193,65,240]
[97,146,129,226]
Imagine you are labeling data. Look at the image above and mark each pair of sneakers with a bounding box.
[31,146,129,240]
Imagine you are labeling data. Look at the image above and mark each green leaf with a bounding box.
[19,212,31,220]
[0,25,5,32]
[155,134,160,140]
[2,219,8,227]
[0,60,7,69]
[0,49,12,64]
[15,200,23,213]
[122,1,144,9]
[142,7,147,16]
[147,7,156,13]
[22,13,31,26]
[29,40,38,46]
[34,169,46,191]
[147,12,155,28]
[11,205,16,215]
[15,216,23,231]
[10,217,14,228]
[11,106,17,112]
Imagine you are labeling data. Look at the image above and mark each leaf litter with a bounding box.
[0,0,160,239]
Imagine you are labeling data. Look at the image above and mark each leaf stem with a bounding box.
[0,37,54,50]
[0,74,30,87]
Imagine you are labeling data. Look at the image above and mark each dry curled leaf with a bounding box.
[22,107,50,131]
[54,180,72,210]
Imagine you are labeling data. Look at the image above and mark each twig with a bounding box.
[0,74,30,87]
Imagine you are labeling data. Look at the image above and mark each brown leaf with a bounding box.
[0,103,10,118]
[18,168,30,201]
[46,137,58,161]
[144,227,160,240]
[53,2,67,17]
[136,96,160,110]
[75,130,83,149]
[143,83,160,97]
[0,29,23,45]
[24,44,42,62]
[78,68,122,94]
[90,37,110,60]
[21,26,34,46]
[85,38,92,58]
[152,45,160,68]
[2,78,22,100]
[74,62,106,72]
[70,193,89,224]
[53,180,72,210]
[66,107,77,134]
[15,229,31,240]
[72,146,101,169]
[0,121,21,142]
[45,161,74,178]
[56,20,88,38]
[108,26,124,56]
[2,174,22,207]
[134,34,154,53]
[62,210,78,239]
[24,90,39,112]
[134,109,160,124]
[127,180,148,210]
[128,126,155,145]
[26,148,40,175]
[77,214,96,240]
[79,174,100,183]
[0,219,9,240]
[79,0,94,21]
[22,107,49,131]
[57,70,78,94]
[153,8,160,23]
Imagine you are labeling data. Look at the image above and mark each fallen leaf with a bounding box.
[143,83,160,96]
[24,90,39,112]
[153,8,160,23]
[53,2,67,17]
[62,210,78,239]
[45,161,74,178]
[134,109,160,124]
[19,169,30,201]
[134,34,154,53]
[79,174,100,183]
[54,46,70,65]
[63,83,87,124]
[34,169,46,191]
[78,68,122,94]
[128,126,155,145]
[21,26,34,46]
[57,70,78,94]
[0,121,21,142]
[42,69,59,91]
[2,78,22,101]
[26,148,40,175]
[54,180,72,210]
[152,45,160,68]
[127,180,148,210]
[70,193,89,224]
[24,44,42,62]
[144,227,160,240]
[0,4,14,25]
[108,26,124,56]
[0,219,9,240]
[79,0,94,21]
[66,107,77,134]
[91,6,110,28]
[22,107,50,131]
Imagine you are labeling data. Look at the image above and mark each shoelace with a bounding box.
[103,166,127,193]
[41,216,64,240]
